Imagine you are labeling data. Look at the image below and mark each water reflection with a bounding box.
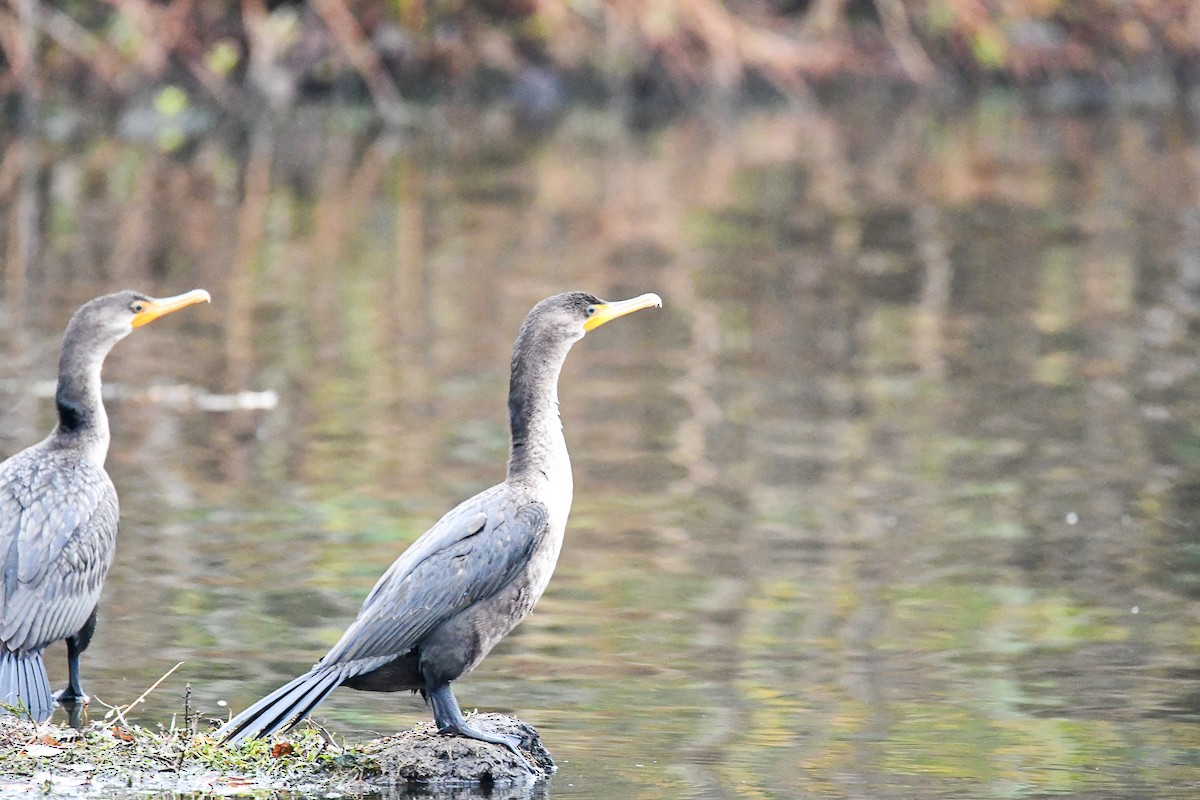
[3,94,1200,797]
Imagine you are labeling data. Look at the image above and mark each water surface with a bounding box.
[3,94,1200,797]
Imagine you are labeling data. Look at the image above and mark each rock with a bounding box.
[357,713,555,789]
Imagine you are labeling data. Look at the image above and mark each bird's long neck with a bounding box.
[51,323,112,466]
[506,333,573,500]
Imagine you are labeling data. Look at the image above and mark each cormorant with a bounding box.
[218,291,662,755]
[0,289,211,721]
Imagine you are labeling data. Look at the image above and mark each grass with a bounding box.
[0,714,377,795]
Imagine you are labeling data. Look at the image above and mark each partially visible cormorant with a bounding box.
[218,291,662,755]
[1,289,211,721]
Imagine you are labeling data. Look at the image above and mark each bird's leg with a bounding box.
[426,683,533,771]
[54,635,88,704]
[55,611,96,705]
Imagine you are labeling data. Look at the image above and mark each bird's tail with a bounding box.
[0,650,54,723]
[217,667,345,744]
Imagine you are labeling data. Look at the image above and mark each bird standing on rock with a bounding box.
[218,291,662,756]
[0,289,211,721]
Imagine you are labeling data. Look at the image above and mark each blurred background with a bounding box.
[4,2,1200,798]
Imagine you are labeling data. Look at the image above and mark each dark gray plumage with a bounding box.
[218,291,662,754]
[0,289,210,721]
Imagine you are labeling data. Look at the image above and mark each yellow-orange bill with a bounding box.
[131,289,211,328]
[583,292,663,332]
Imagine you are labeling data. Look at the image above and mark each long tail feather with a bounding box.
[0,650,54,723]
[217,667,344,744]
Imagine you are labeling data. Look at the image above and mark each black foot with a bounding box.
[439,722,534,773]
[438,720,524,751]
[59,634,91,709]
[53,688,90,705]
[427,683,534,773]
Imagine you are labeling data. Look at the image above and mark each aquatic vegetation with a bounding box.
[0,714,358,794]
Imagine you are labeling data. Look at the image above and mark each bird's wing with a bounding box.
[0,449,119,652]
[318,485,549,667]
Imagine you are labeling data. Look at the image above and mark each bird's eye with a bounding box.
[131,303,144,313]
[585,305,596,316]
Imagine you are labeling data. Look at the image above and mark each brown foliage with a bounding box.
[1,1,1199,113]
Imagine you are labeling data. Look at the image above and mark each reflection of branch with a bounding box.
[97,0,240,108]
[0,134,25,232]
[310,0,405,118]
[108,155,162,281]
[0,5,27,91]
[101,0,170,73]
[874,0,936,84]
[388,154,433,485]
[1,132,36,453]
[913,204,950,379]
[227,124,272,380]
[37,4,127,86]
[11,135,37,308]
[806,0,847,35]
[668,296,723,492]
[216,124,272,482]
[0,378,279,412]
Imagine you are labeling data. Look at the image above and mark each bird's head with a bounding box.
[69,289,211,348]
[523,291,663,347]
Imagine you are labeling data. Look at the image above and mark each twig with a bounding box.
[182,682,192,734]
[304,718,342,752]
[0,699,36,725]
[98,661,186,729]
[122,661,185,717]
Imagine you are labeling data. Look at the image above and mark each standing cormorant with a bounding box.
[218,291,661,753]
[0,289,211,721]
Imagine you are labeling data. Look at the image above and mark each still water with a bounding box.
[3,92,1200,797]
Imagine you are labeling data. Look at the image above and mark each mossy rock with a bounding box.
[0,711,553,795]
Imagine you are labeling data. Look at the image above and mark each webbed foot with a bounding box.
[427,682,535,773]
[438,720,531,768]
[53,688,89,705]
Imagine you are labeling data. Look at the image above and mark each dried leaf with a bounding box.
[270,741,295,758]
[22,743,61,757]
[109,725,134,742]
